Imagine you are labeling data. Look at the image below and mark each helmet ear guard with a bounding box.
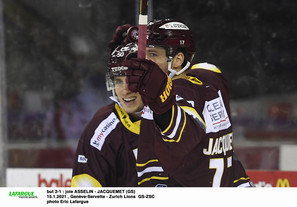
[105,73,114,91]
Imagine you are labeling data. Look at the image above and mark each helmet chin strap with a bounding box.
[167,57,191,79]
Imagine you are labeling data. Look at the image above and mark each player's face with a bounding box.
[114,76,144,114]
[146,46,168,73]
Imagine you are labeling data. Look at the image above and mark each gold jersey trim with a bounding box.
[136,159,159,167]
[138,176,169,185]
[191,63,222,73]
[71,174,102,187]
[162,110,187,143]
[162,106,175,134]
[180,106,206,130]
[115,104,141,135]
[186,76,203,85]
[233,176,250,184]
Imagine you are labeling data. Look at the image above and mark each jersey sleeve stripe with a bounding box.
[136,159,159,167]
[162,105,175,134]
[162,105,182,139]
[138,176,169,185]
[137,166,164,177]
[236,182,253,187]
[180,106,206,131]
[162,110,186,143]
[233,176,251,184]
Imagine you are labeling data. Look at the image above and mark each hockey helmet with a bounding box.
[106,42,138,91]
[147,19,196,63]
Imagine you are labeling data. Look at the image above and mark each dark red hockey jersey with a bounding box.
[71,103,139,187]
[71,63,252,187]
[136,63,252,187]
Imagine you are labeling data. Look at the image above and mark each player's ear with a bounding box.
[172,52,185,69]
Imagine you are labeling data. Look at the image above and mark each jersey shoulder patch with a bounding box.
[90,112,120,151]
[191,62,222,73]
[202,90,231,133]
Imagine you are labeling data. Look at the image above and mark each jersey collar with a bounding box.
[115,104,140,135]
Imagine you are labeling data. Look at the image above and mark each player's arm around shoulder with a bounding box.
[71,104,121,187]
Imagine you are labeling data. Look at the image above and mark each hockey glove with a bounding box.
[108,24,138,52]
[124,58,175,114]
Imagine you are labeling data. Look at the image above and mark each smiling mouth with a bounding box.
[123,97,136,103]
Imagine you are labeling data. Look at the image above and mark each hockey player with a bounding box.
[71,43,142,187]
[118,19,253,186]
[72,19,253,187]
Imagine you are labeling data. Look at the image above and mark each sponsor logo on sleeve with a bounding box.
[90,113,119,151]
[78,155,88,163]
[203,90,231,133]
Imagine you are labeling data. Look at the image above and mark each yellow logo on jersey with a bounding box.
[159,76,173,103]
[186,76,203,85]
